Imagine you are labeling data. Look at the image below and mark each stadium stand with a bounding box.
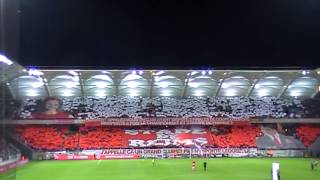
[17,96,320,120]
[15,126,125,150]
[210,125,262,148]
[296,125,320,147]
[14,125,308,151]
[0,138,20,163]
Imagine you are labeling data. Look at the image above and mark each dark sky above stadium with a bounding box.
[18,0,320,68]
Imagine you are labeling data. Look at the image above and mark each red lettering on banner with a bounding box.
[126,128,210,148]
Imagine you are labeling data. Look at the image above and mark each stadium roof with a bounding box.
[1,64,319,99]
[0,55,319,99]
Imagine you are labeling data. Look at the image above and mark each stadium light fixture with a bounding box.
[158,82,169,88]
[129,89,139,97]
[132,70,137,75]
[190,71,198,76]
[201,70,206,75]
[258,89,268,97]
[154,76,160,82]
[123,74,142,81]
[0,54,13,65]
[232,76,245,79]
[72,76,80,82]
[290,91,301,97]
[28,68,44,76]
[265,76,279,79]
[221,83,229,89]
[68,70,78,76]
[64,82,78,88]
[139,70,143,75]
[302,71,307,75]
[225,89,236,96]
[31,81,44,88]
[127,81,138,88]
[189,82,199,88]
[96,90,106,97]
[101,70,109,74]
[208,70,213,75]
[62,90,73,97]
[161,90,171,96]
[94,74,112,81]
[155,71,165,76]
[55,75,73,80]
[26,89,38,97]
[95,82,108,88]
[194,90,203,96]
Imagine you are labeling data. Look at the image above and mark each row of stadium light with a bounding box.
[17,69,320,97]
[18,75,320,97]
[1,55,318,97]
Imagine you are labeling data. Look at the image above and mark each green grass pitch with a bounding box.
[1,158,319,180]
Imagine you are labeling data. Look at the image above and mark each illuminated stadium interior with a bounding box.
[1,1,320,179]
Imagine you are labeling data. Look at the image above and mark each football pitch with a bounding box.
[1,158,319,180]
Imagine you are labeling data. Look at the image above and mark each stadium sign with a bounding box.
[3,118,250,126]
[69,148,258,159]
[125,128,212,147]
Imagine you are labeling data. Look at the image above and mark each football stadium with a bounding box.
[0,56,320,179]
[1,1,320,180]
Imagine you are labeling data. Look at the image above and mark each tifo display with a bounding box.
[14,124,319,151]
[16,96,320,120]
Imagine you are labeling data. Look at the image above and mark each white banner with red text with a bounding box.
[5,117,249,126]
[52,148,258,159]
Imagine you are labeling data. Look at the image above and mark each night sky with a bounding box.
[18,0,320,68]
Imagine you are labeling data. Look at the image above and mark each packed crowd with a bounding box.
[17,96,320,120]
[210,125,262,148]
[296,125,320,147]
[14,124,301,151]
[15,126,124,151]
[15,124,318,151]
[0,138,20,162]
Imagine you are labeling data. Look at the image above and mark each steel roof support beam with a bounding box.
[278,75,300,98]
[215,73,228,97]
[247,72,266,97]
[78,73,84,97]
[113,72,120,96]
[181,72,191,98]
[311,83,320,98]
[149,71,155,97]
[5,82,16,99]
[41,75,51,97]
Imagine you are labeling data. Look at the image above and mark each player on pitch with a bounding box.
[203,161,207,171]
[311,159,318,170]
[192,160,196,172]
